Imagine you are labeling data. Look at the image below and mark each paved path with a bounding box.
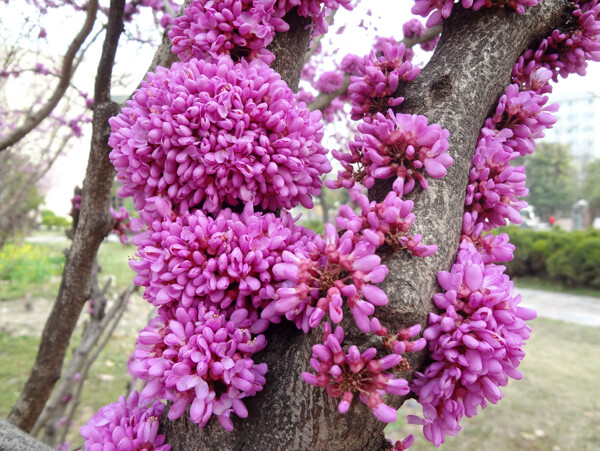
[518,287,600,327]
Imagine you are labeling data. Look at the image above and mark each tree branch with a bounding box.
[160,2,575,449]
[0,0,99,152]
[7,0,126,432]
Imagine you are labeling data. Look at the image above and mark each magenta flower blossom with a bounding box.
[349,43,420,121]
[327,111,452,195]
[465,81,556,230]
[269,224,388,333]
[110,206,131,244]
[512,1,600,82]
[80,391,170,451]
[314,70,345,93]
[465,134,528,230]
[486,84,558,157]
[275,0,353,36]
[460,212,514,264]
[402,19,426,39]
[386,435,415,451]
[130,304,268,431]
[339,53,363,75]
[109,57,330,216]
[302,323,412,423]
[409,242,536,446]
[169,0,289,64]
[130,203,314,322]
[335,191,438,258]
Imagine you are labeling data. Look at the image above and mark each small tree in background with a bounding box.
[522,142,576,221]
[580,158,600,220]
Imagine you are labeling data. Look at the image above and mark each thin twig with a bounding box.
[0,0,99,152]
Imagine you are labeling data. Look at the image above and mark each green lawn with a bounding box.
[0,237,135,301]
[514,276,600,299]
[386,317,600,450]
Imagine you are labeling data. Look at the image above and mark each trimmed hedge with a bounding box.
[498,226,600,288]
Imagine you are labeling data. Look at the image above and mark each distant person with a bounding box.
[549,215,556,226]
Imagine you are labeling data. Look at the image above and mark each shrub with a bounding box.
[0,243,64,283]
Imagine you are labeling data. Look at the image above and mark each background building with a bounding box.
[542,91,600,178]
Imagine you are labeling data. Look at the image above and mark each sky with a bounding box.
[3,1,599,216]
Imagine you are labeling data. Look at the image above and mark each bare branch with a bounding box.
[308,76,350,111]
[0,0,99,152]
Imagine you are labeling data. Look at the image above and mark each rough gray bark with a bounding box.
[160,2,574,450]
[0,418,53,451]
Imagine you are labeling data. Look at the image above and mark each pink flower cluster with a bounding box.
[109,56,330,216]
[512,0,600,82]
[276,0,353,35]
[348,43,420,121]
[169,0,289,64]
[131,304,268,431]
[335,190,438,258]
[169,0,353,65]
[129,203,314,322]
[409,242,536,445]
[465,72,557,230]
[327,110,452,195]
[302,323,422,423]
[402,18,439,51]
[80,391,170,451]
[412,0,541,28]
[406,1,600,444]
[110,206,131,244]
[270,223,389,333]
[314,70,345,93]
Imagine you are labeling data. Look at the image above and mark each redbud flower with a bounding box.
[328,111,451,195]
[109,57,330,216]
[130,203,314,322]
[302,324,411,423]
[349,43,420,121]
[80,391,170,451]
[169,0,289,64]
[130,305,268,431]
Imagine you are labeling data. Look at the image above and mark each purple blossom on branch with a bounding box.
[348,43,420,121]
[109,57,330,216]
[79,391,170,451]
[169,0,289,64]
[327,110,452,195]
[269,224,389,333]
[130,304,268,431]
[302,323,414,423]
[409,242,536,446]
[129,202,314,323]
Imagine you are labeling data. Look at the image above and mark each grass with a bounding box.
[514,276,600,299]
[0,235,135,300]
[385,317,600,450]
[0,331,134,444]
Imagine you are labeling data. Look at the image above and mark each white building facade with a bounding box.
[542,92,600,176]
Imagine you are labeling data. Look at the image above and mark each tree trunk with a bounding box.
[160,1,573,449]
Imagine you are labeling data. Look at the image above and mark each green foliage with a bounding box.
[500,226,600,288]
[0,243,64,283]
[301,218,324,235]
[41,209,71,229]
[580,158,600,218]
[522,143,576,220]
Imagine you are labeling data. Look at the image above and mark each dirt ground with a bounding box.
[0,289,154,338]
